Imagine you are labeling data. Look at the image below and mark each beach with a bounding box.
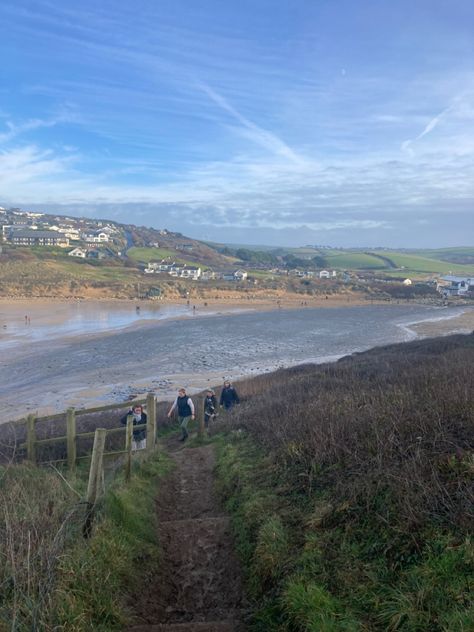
[0,298,472,422]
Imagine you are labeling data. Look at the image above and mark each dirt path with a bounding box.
[127,441,247,632]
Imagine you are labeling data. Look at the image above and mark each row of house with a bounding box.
[289,269,338,279]
[438,276,474,297]
[144,261,250,282]
[3,228,70,247]
[1,207,118,250]
[2,224,112,247]
[68,246,116,260]
[144,261,202,280]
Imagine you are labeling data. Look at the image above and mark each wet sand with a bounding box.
[0,299,472,422]
[405,309,474,337]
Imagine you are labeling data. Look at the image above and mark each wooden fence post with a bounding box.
[86,428,106,505]
[66,407,76,472]
[125,414,134,482]
[198,394,205,439]
[146,392,156,451]
[26,414,36,464]
[83,428,106,538]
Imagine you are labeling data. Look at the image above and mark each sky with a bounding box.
[1,0,473,248]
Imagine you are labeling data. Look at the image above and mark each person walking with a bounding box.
[219,380,240,410]
[121,403,147,450]
[203,389,217,429]
[168,388,195,441]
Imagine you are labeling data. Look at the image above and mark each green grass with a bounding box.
[127,246,180,263]
[214,428,474,631]
[248,269,275,279]
[324,252,388,270]
[48,259,138,281]
[382,252,474,274]
[409,247,474,261]
[53,452,171,630]
[0,452,171,631]
[127,246,209,270]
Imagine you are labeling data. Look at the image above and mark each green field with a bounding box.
[49,260,139,282]
[127,246,180,263]
[275,247,474,275]
[324,251,387,269]
[410,247,474,260]
[382,252,474,274]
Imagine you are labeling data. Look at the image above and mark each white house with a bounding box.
[82,230,109,244]
[180,266,201,280]
[319,270,330,279]
[440,276,474,297]
[234,269,248,281]
[62,228,81,241]
[68,247,87,258]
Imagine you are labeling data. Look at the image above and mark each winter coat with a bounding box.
[219,386,240,409]
[121,410,147,440]
[204,395,217,416]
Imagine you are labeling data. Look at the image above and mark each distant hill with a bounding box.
[206,241,474,275]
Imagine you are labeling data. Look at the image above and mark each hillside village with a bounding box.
[0,206,473,300]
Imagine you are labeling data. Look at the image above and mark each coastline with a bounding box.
[0,300,472,423]
[404,308,474,338]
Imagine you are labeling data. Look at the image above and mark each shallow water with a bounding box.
[0,301,212,348]
[0,302,467,420]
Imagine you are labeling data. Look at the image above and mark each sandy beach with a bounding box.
[0,297,472,422]
[403,309,474,337]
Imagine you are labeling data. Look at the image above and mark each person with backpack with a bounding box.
[219,380,240,410]
[203,389,217,429]
[167,388,195,442]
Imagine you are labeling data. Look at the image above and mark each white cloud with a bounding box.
[0,116,69,144]
[198,83,306,165]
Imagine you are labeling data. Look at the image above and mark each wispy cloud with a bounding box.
[0,118,57,144]
[401,105,452,152]
[198,83,305,165]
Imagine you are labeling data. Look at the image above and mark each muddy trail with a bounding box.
[127,440,248,632]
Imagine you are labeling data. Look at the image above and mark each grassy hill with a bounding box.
[127,246,210,270]
[409,247,474,265]
[0,333,472,629]
[215,333,474,630]
[207,242,474,276]
[378,251,474,274]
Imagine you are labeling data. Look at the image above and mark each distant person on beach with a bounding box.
[204,389,217,429]
[121,404,147,450]
[167,388,195,442]
[220,380,240,410]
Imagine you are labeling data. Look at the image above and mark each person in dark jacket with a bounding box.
[203,389,217,429]
[121,403,147,450]
[219,380,240,410]
[167,388,195,441]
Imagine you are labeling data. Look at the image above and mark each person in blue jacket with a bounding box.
[219,380,240,410]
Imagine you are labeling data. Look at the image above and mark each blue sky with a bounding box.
[1,0,473,247]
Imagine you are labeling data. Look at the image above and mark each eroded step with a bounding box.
[160,516,229,526]
[128,621,244,631]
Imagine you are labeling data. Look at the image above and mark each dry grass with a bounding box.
[217,332,474,534]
